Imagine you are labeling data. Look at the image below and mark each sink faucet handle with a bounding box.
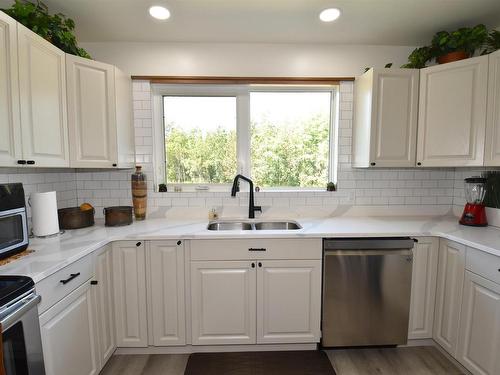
[254,205,262,213]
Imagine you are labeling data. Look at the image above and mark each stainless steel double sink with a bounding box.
[207,220,302,231]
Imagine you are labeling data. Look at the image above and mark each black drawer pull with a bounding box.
[26,160,35,165]
[249,248,266,252]
[136,242,142,247]
[17,160,26,165]
[90,280,98,285]
[60,272,80,285]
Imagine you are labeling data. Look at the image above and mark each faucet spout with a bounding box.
[231,174,262,219]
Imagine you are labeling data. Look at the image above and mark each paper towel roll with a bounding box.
[30,191,59,237]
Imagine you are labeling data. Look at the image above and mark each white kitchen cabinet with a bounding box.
[17,22,69,167]
[256,260,321,344]
[353,68,419,167]
[92,245,115,368]
[417,56,488,167]
[112,241,148,347]
[66,55,135,168]
[149,240,186,346]
[39,281,99,375]
[191,260,257,345]
[0,11,22,166]
[457,271,500,375]
[433,239,466,356]
[408,237,439,339]
[485,49,500,166]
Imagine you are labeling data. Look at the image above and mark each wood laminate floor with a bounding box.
[100,346,463,375]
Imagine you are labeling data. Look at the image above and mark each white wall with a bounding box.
[80,42,415,77]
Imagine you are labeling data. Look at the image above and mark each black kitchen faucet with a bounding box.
[231,174,262,219]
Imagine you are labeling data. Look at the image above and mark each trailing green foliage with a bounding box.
[1,0,91,58]
[482,30,500,55]
[401,46,433,69]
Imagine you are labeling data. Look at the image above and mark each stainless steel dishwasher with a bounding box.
[322,237,414,347]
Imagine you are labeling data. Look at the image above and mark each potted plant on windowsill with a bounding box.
[431,24,488,64]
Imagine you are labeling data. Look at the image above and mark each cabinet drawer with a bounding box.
[36,254,93,314]
[466,247,500,285]
[190,239,322,261]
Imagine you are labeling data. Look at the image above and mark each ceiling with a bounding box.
[2,0,500,45]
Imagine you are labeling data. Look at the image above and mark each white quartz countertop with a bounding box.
[2,215,500,283]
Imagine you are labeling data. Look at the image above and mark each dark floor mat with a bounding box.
[184,350,336,375]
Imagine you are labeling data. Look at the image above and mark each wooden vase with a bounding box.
[131,166,147,220]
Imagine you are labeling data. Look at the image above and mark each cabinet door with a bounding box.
[370,69,419,167]
[0,12,22,166]
[112,241,148,347]
[417,56,488,167]
[191,260,256,345]
[150,240,186,346]
[433,240,466,356]
[93,245,115,368]
[39,281,98,375]
[457,271,500,375]
[66,55,118,168]
[408,237,439,339]
[485,50,500,166]
[256,260,321,344]
[17,23,69,167]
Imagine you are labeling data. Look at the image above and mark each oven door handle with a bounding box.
[0,294,41,331]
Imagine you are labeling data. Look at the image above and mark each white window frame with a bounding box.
[152,83,339,192]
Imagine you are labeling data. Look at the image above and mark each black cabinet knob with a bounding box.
[136,241,142,247]
[258,262,262,268]
[251,263,255,268]
[370,162,376,166]
[177,240,182,245]
[112,163,117,167]
[417,162,422,166]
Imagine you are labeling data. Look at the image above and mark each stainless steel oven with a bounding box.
[0,276,45,375]
[0,184,29,260]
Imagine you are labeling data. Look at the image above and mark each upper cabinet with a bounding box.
[0,12,134,169]
[485,49,500,166]
[353,68,419,168]
[17,22,69,167]
[416,56,488,167]
[66,55,135,168]
[0,11,22,166]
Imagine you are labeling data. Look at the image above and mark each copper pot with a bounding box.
[103,206,133,227]
[58,207,95,229]
[436,51,469,64]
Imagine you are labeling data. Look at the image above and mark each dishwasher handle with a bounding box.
[324,248,413,257]
[323,237,415,251]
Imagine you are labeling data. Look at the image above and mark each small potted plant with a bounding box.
[431,24,488,64]
[482,29,500,55]
[326,182,336,192]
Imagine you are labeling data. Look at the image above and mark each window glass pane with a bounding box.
[250,92,331,188]
[164,96,237,184]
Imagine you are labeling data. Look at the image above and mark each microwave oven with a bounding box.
[0,183,29,260]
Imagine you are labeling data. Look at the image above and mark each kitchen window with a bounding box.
[152,84,338,191]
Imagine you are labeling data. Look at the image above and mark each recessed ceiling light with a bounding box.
[149,5,170,20]
[319,8,341,22]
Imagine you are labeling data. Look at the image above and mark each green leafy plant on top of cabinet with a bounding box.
[1,0,91,58]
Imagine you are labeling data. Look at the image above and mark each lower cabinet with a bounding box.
[433,239,466,356]
[149,240,186,346]
[112,241,148,347]
[257,260,321,343]
[408,237,439,339]
[190,259,321,345]
[457,272,500,375]
[191,260,257,345]
[92,244,116,367]
[39,281,99,375]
